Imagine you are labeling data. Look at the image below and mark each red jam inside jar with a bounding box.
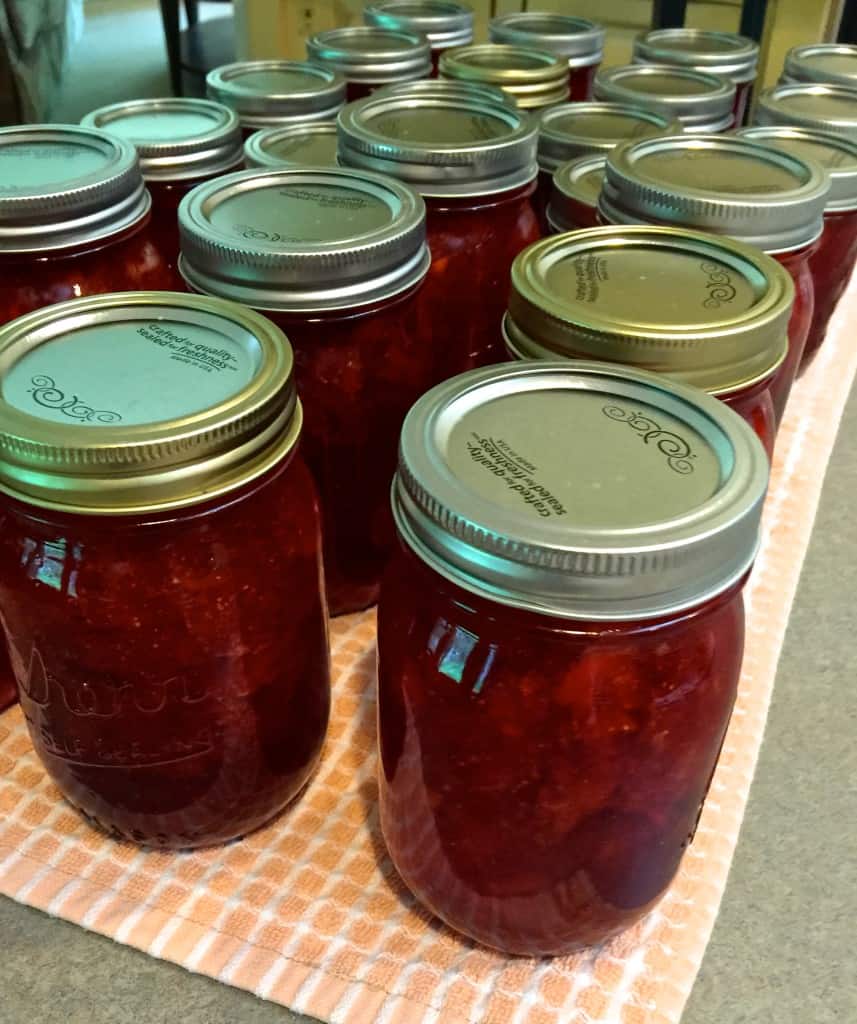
[546,154,606,233]
[363,1,474,77]
[0,293,330,848]
[179,166,434,616]
[338,90,540,370]
[81,98,244,273]
[244,123,338,169]
[306,26,431,100]
[378,361,769,955]
[440,43,569,111]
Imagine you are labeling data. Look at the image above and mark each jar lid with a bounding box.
[336,91,537,197]
[546,154,606,231]
[593,64,735,132]
[374,76,515,107]
[537,102,680,172]
[0,124,149,254]
[600,134,830,253]
[504,226,792,395]
[439,44,569,109]
[489,13,605,66]
[206,60,345,128]
[306,27,432,85]
[737,125,857,212]
[364,1,473,51]
[633,29,759,83]
[178,166,429,312]
[0,292,300,515]
[80,97,243,182]
[782,44,857,88]
[753,83,857,141]
[244,123,338,169]
[394,360,768,620]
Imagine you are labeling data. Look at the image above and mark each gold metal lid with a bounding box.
[244,123,338,169]
[593,64,735,132]
[782,44,857,89]
[633,29,759,83]
[440,44,569,109]
[546,153,606,231]
[754,83,857,141]
[489,13,604,66]
[364,1,473,51]
[504,226,792,396]
[0,292,300,515]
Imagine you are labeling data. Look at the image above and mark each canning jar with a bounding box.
[374,77,514,107]
[338,89,539,369]
[378,360,768,955]
[81,98,244,272]
[206,60,345,136]
[633,29,759,126]
[503,226,792,459]
[439,43,569,111]
[364,1,473,75]
[306,27,431,101]
[0,292,330,848]
[546,154,606,232]
[179,167,432,616]
[594,64,735,133]
[753,83,857,142]
[781,44,857,89]
[244,123,338,168]
[534,102,679,231]
[599,133,830,420]
[739,126,857,369]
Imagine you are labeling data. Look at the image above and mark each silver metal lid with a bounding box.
[336,91,537,197]
[737,125,857,212]
[374,76,515,107]
[546,153,606,231]
[600,133,830,253]
[364,1,473,51]
[537,102,680,173]
[489,13,605,66]
[206,60,345,129]
[753,83,857,141]
[439,43,570,109]
[782,44,857,88]
[0,124,150,254]
[178,166,429,312]
[593,64,736,132]
[244,123,338,169]
[633,29,759,83]
[306,26,432,85]
[80,97,243,182]
[394,360,768,620]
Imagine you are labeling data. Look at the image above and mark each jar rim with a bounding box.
[306,26,432,83]
[489,12,605,63]
[440,44,570,108]
[782,43,857,88]
[364,0,474,49]
[206,60,346,123]
[633,28,759,82]
[593,64,736,130]
[754,82,857,139]
[244,123,338,169]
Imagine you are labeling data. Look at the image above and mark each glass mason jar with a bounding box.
[780,44,857,90]
[338,88,540,369]
[594,64,735,134]
[599,133,830,421]
[546,154,606,232]
[244,123,338,169]
[206,60,346,137]
[0,292,330,848]
[179,167,432,617]
[753,82,857,142]
[439,43,569,111]
[306,26,431,101]
[364,0,473,76]
[503,227,793,459]
[378,360,769,956]
[633,29,759,126]
[534,102,679,231]
[739,126,857,370]
[81,98,244,274]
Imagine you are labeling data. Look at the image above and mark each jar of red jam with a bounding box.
[546,154,606,232]
[439,43,569,111]
[244,123,338,169]
[780,44,857,90]
[594,64,735,134]
[364,0,473,75]
[503,226,792,459]
[306,26,432,101]
[80,98,244,273]
[753,82,857,142]
[0,291,330,848]
[633,29,759,126]
[378,360,768,955]
[178,167,431,616]
[534,102,679,231]
[206,60,346,137]
[739,125,857,370]
[337,89,539,370]
[489,13,605,101]
[599,133,830,420]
